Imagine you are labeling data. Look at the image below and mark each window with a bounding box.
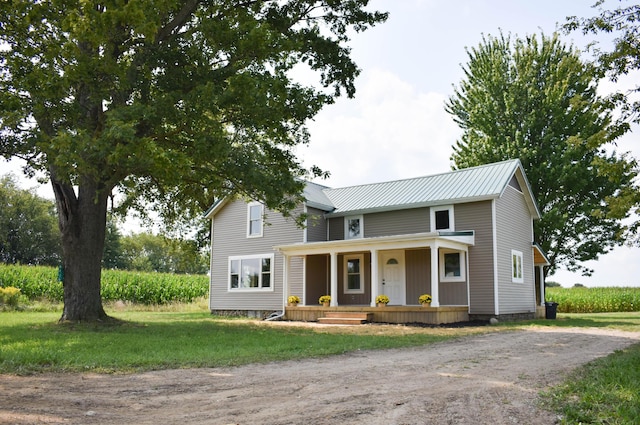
[247,203,263,237]
[344,254,364,293]
[512,250,523,283]
[439,249,466,282]
[345,215,363,239]
[229,254,273,290]
[430,205,454,232]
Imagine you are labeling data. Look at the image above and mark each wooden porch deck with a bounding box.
[284,305,469,325]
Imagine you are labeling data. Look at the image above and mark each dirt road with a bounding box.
[1,326,639,425]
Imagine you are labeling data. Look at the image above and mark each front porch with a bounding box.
[284,305,469,325]
[277,231,475,312]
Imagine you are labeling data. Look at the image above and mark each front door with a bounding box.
[381,251,405,305]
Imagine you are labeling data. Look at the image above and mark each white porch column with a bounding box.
[330,251,338,306]
[301,256,307,306]
[430,243,440,307]
[538,266,545,306]
[282,254,289,308]
[370,249,379,307]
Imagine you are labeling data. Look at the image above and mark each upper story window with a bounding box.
[247,202,263,238]
[345,215,363,239]
[431,205,454,232]
[229,254,273,291]
[512,250,524,283]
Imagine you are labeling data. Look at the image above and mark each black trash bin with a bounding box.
[545,302,558,319]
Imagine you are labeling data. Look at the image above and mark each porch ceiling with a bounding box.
[274,231,474,256]
[533,244,550,266]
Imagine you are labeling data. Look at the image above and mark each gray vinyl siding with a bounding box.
[495,186,536,314]
[210,199,304,310]
[328,217,344,240]
[287,256,304,304]
[405,249,430,305]
[305,254,330,305]
[328,208,429,241]
[364,208,429,237]
[455,201,495,314]
[306,207,327,242]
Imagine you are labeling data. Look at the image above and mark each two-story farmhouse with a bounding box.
[206,159,549,324]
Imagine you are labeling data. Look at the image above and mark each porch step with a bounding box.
[317,312,372,325]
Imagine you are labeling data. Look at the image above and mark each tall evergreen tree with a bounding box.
[445,32,638,276]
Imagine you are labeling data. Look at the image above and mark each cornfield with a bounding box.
[0,264,208,305]
[546,286,640,313]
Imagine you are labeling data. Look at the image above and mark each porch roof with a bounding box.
[274,231,475,256]
[533,242,550,266]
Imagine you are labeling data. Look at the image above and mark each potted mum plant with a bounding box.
[418,294,432,307]
[375,294,390,307]
[287,295,300,307]
[319,295,331,307]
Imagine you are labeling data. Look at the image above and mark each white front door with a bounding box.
[380,251,405,305]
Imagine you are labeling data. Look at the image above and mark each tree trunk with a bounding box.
[53,174,110,322]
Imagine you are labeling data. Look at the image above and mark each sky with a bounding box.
[2,0,638,287]
[295,0,639,287]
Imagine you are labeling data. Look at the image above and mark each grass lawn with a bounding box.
[541,342,640,424]
[0,309,490,374]
[501,311,640,333]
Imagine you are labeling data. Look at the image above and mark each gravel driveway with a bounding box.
[1,326,639,425]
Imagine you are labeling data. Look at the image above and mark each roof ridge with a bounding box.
[325,158,520,192]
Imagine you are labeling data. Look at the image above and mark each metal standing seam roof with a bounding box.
[302,180,334,211]
[320,159,524,216]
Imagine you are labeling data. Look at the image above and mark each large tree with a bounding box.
[0,1,387,321]
[445,32,638,276]
[564,0,640,243]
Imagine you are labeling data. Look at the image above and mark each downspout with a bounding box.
[265,310,285,321]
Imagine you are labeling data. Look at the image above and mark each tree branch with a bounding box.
[155,0,200,44]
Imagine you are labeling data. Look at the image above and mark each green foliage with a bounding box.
[565,1,640,124]
[100,269,208,304]
[0,264,208,305]
[120,232,209,274]
[0,174,61,266]
[546,286,640,313]
[543,343,640,424]
[446,31,639,276]
[564,1,640,245]
[102,216,128,270]
[0,1,388,222]
[0,1,387,319]
[0,264,63,301]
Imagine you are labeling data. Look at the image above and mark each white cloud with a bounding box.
[301,68,460,188]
